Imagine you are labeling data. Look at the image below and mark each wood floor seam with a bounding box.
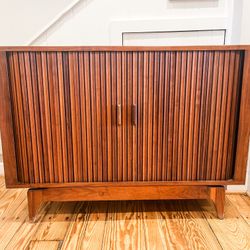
[0,178,249,249]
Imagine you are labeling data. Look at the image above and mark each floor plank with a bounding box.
[100,200,117,250]
[27,240,60,250]
[114,201,146,250]
[144,200,221,250]
[141,201,167,250]
[78,201,108,249]
[60,202,91,249]
[0,177,249,250]
[0,176,5,190]
[32,201,77,241]
[0,195,28,249]
[198,197,250,250]
[227,194,250,225]
[4,203,50,250]
[241,194,250,206]
[0,189,25,218]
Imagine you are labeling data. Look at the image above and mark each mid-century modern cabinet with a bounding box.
[0,46,249,220]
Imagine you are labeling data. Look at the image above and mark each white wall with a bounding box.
[32,0,230,45]
[0,0,78,45]
[240,0,250,43]
[0,0,249,193]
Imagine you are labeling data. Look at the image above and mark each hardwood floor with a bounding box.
[0,177,249,250]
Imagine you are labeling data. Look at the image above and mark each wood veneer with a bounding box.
[0,46,249,220]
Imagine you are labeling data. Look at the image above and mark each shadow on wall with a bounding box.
[167,0,219,9]
[30,0,95,45]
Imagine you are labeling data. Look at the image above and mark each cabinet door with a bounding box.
[134,50,243,181]
[6,51,123,184]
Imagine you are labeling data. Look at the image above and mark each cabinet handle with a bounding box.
[132,104,137,126]
[117,104,121,125]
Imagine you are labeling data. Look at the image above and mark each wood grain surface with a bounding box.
[1,49,246,186]
[0,177,249,250]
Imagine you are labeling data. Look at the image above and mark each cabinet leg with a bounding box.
[27,189,44,221]
[209,186,225,219]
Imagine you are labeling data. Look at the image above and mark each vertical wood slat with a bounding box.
[182,52,193,181]
[187,52,198,181]
[200,52,214,180]
[206,52,219,180]
[41,52,54,183]
[116,52,123,181]
[191,52,203,180]
[51,53,64,183]
[122,52,128,181]
[152,52,160,181]
[177,52,187,181]
[78,53,88,182]
[211,52,225,180]
[4,49,244,184]
[12,52,29,183]
[73,52,83,182]
[105,52,113,182]
[197,52,209,180]
[30,53,45,183]
[46,53,59,183]
[36,52,49,182]
[111,52,117,181]
[172,52,181,181]
[156,52,165,180]
[62,52,74,182]
[127,52,133,181]
[18,53,35,183]
[142,52,149,181]
[83,52,93,182]
[68,52,78,182]
[8,53,24,182]
[90,52,98,182]
[137,52,144,181]
[216,52,230,180]
[24,52,39,183]
[95,53,103,182]
[162,52,171,181]
[167,52,176,181]
[132,52,138,181]
[100,52,108,182]
[57,53,69,183]
[147,52,154,181]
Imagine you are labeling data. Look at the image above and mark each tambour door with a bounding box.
[0,48,247,186]
[134,50,244,181]
[6,51,123,184]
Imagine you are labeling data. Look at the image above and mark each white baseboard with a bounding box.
[0,162,4,176]
[227,185,248,193]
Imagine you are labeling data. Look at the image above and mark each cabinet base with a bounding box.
[27,185,225,221]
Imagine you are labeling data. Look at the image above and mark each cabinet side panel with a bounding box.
[0,52,18,186]
[234,50,250,182]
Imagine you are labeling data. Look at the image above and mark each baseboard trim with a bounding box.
[0,162,4,176]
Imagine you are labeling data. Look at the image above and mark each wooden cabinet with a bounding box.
[0,46,250,220]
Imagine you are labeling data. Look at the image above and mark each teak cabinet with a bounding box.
[0,46,250,220]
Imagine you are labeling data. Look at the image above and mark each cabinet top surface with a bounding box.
[0,45,250,52]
